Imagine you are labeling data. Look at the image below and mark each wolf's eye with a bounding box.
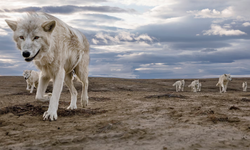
[34,36,40,40]
[19,36,24,40]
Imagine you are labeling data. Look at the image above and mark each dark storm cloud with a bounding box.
[0,60,36,76]
[0,35,16,52]
[90,52,118,65]
[117,46,250,65]
[3,5,136,14]
[136,17,250,43]
[135,69,175,79]
[169,41,231,50]
[201,48,217,53]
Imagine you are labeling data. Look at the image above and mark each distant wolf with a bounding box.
[242,82,247,92]
[173,80,185,92]
[6,12,90,121]
[188,80,199,92]
[216,74,232,93]
[23,70,39,93]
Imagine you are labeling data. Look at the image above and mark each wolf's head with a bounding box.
[23,70,32,80]
[5,15,56,62]
[224,74,232,81]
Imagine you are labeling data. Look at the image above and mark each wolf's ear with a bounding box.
[5,20,17,31]
[42,20,56,32]
[224,74,227,76]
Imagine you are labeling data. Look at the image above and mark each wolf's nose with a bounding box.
[22,51,30,57]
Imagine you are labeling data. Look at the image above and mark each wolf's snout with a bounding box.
[22,51,30,58]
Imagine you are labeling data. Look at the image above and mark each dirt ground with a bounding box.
[1,76,250,150]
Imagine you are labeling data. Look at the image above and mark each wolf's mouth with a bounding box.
[25,50,40,62]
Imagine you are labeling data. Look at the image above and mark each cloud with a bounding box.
[243,22,250,27]
[0,0,107,9]
[188,7,234,18]
[93,32,154,44]
[118,31,134,41]
[0,29,8,36]
[83,14,122,21]
[94,32,120,44]
[134,34,153,42]
[203,24,247,36]
[2,5,136,14]
[92,38,99,44]
[116,0,177,6]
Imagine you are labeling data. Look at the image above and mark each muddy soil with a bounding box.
[1,77,250,149]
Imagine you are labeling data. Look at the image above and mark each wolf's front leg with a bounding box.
[36,73,51,102]
[26,82,31,91]
[30,83,35,93]
[43,68,65,121]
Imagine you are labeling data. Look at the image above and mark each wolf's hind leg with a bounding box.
[75,65,88,108]
[65,72,78,110]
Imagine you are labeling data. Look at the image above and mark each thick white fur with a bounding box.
[23,70,39,93]
[6,12,89,121]
[188,80,199,92]
[216,74,232,93]
[173,80,185,92]
[242,82,247,92]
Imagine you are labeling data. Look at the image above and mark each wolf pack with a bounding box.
[5,12,248,121]
[173,74,247,93]
[24,70,243,94]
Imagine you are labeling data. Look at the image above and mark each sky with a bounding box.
[0,0,250,79]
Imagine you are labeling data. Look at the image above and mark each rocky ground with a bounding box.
[0,76,250,150]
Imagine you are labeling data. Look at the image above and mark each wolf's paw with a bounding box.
[43,110,58,121]
[36,93,51,102]
[67,104,77,110]
[81,100,88,108]
[26,88,30,91]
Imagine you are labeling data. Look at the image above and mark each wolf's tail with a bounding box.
[216,83,219,86]
[188,84,191,87]
[173,83,177,86]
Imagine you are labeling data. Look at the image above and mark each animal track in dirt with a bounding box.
[229,106,240,110]
[241,98,250,102]
[144,93,188,99]
[11,92,32,95]
[0,103,108,117]
[89,97,111,102]
[208,114,229,123]
[96,120,121,133]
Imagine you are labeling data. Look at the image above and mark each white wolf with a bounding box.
[242,82,247,92]
[6,12,90,121]
[173,80,185,92]
[216,74,232,93]
[188,80,199,92]
[23,70,39,93]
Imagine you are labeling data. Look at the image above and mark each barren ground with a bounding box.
[1,76,250,150]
